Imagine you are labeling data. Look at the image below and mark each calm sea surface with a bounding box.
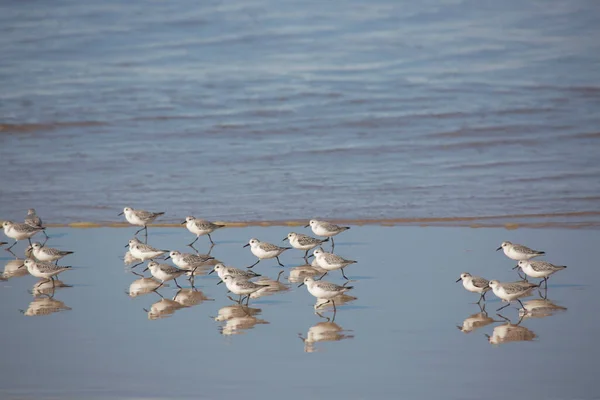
[0,225,598,399]
[1,0,600,224]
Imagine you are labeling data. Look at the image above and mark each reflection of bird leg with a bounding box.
[246,295,250,306]
[476,292,485,304]
[331,237,335,251]
[188,236,199,247]
[51,276,55,289]
[227,295,237,303]
[315,311,330,322]
[153,283,164,294]
[207,243,215,255]
[207,233,215,246]
[131,270,144,278]
[304,250,309,261]
[332,299,337,313]
[248,260,260,269]
[496,313,511,323]
[478,302,487,314]
[317,272,327,280]
[298,333,306,343]
[174,278,182,289]
[5,244,17,254]
[276,256,284,267]
[538,287,548,300]
[496,301,511,312]
[276,270,284,282]
[316,299,331,309]
[131,262,143,269]
[340,269,349,280]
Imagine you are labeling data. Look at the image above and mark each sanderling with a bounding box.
[298,276,353,312]
[182,216,225,246]
[209,263,261,281]
[21,296,71,317]
[118,207,165,236]
[488,280,538,311]
[283,232,329,260]
[165,251,214,275]
[485,314,536,345]
[243,238,291,268]
[24,208,48,240]
[127,240,169,267]
[219,275,265,305]
[497,241,545,261]
[311,248,357,280]
[21,258,72,288]
[31,242,74,264]
[144,261,188,289]
[2,221,46,250]
[514,260,566,288]
[456,272,490,304]
[305,219,350,250]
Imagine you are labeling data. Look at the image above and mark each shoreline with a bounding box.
[4,210,597,230]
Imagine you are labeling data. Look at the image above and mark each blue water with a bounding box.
[0,225,598,399]
[1,0,600,224]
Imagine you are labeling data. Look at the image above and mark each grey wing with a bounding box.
[297,235,321,246]
[318,282,345,291]
[162,265,186,274]
[37,262,69,274]
[529,261,557,271]
[46,248,72,257]
[238,281,262,290]
[513,244,543,254]
[320,221,340,231]
[471,277,490,289]
[138,243,160,252]
[260,242,284,252]
[505,282,536,293]
[18,223,43,233]
[323,253,353,264]
[25,216,42,227]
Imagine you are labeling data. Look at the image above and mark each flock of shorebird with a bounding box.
[457,241,567,312]
[2,207,358,318]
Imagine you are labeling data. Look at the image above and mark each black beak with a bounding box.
[208,269,215,275]
[143,267,149,272]
[455,278,461,283]
[512,264,520,270]
[304,224,310,228]
[164,255,171,260]
[243,243,250,248]
[181,221,186,225]
[124,243,129,248]
[307,254,314,259]
[118,212,124,216]
[496,246,502,251]
[298,282,305,287]
[282,237,288,241]
[217,280,223,285]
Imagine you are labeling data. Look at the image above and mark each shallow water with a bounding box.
[1,0,600,224]
[0,225,598,399]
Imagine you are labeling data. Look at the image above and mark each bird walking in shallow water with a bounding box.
[2,221,46,251]
[298,276,353,313]
[31,242,74,265]
[182,216,225,246]
[24,209,48,240]
[118,207,164,238]
[305,220,350,251]
[514,260,566,289]
[283,232,329,261]
[456,272,490,304]
[310,247,356,280]
[144,261,188,289]
[21,259,72,288]
[219,275,265,305]
[243,238,291,268]
[488,280,538,312]
[497,241,545,261]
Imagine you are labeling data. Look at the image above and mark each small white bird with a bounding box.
[488,280,538,312]
[182,216,225,246]
[496,241,545,261]
[456,272,490,304]
[243,238,291,268]
[305,220,350,251]
[298,276,353,312]
[21,258,72,288]
[165,251,214,275]
[118,207,164,236]
[219,275,265,305]
[209,263,261,281]
[144,261,188,289]
[24,208,48,240]
[31,242,74,265]
[2,221,46,251]
[514,260,566,288]
[127,240,169,268]
[310,248,357,280]
[283,232,329,260]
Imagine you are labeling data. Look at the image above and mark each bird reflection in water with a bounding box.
[250,271,290,299]
[456,304,498,334]
[21,295,71,317]
[128,277,163,298]
[299,313,354,353]
[214,305,268,336]
[287,264,327,283]
[314,292,357,311]
[144,297,185,320]
[486,314,536,345]
[2,259,29,280]
[172,288,213,308]
[31,279,72,296]
[519,295,567,319]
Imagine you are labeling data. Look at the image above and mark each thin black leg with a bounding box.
[42,230,49,240]
[51,276,56,289]
[276,256,284,267]
[340,268,349,280]
[55,260,59,265]
[28,238,32,246]
[189,236,199,246]
[332,299,337,313]
[517,299,525,309]
[134,226,145,235]
[246,295,250,306]
[174,278,182,289]
[477,293,484,304]
[331,237,335,251]
[304,250,309,261]
[317,272,328,280]
[6,241,17,251]
[496,302,511,312]
[248,259,260,269]
[131,262,143,269]
[154,282,164,291]
[316,300,331,309]
[207,233,215,245]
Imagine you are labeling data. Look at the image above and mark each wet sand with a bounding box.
[0,225,597,399]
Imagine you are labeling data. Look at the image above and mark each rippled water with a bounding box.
[1,0,600,224]
[0,225,598,399]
